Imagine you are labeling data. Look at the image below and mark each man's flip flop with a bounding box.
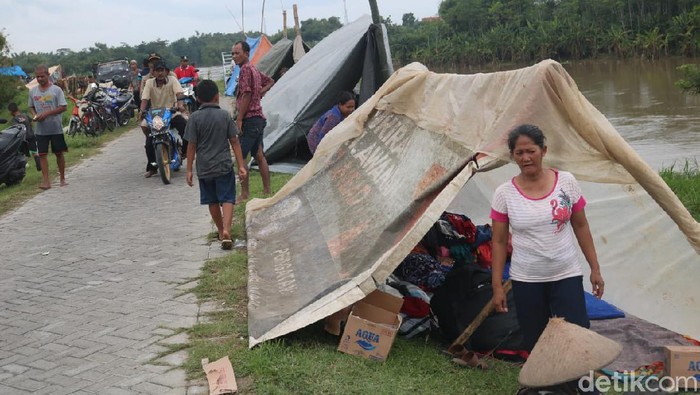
[221,239,233,250]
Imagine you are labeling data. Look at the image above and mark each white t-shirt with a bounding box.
[490,170,587,282]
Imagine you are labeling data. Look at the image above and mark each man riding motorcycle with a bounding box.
[174,55,199,86]
[139,60,188,178]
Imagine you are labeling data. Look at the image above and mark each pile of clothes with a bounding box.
[387,211,523,357]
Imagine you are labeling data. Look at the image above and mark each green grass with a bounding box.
[660,159,700,221]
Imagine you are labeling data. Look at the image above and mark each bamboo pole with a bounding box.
[368,0,381,24]
[241,0,245,36]
[261,0,266,34]
[367,0,391,82]
[283,10,288,39]
[293,4,300,37]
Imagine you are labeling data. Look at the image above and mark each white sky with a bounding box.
[1,0,442,54]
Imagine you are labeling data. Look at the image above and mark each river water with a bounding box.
[563,58,699,170]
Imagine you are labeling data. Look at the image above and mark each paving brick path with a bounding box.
[0,128,227,394]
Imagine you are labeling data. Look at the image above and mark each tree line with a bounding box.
[2,1,699,99]
[388,0,699,70]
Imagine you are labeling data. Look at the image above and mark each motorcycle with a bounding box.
[178,77,198,113]
[107,76,138,126]
[83,84,116,132]
[67,96,103,136]
[144,107,182,185]
[0,119,28,187]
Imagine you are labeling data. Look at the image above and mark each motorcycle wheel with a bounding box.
[87,115,101,136]
[67,120,79,136]
[118,112,130,126]
[5,158,27,186]
[155,143,171,185]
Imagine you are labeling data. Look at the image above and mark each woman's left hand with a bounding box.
[590,270,605,299]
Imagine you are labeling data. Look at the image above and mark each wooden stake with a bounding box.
[293,4,300,37]
[283,10,288,39]
[368,0,381,24]
[447,279,513,354]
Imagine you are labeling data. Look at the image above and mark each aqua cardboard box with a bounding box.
[663,346,700,389]
[337,290,403,362]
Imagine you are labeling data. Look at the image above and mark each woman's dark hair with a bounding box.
[337,91,355,105]
[507,124,546,152]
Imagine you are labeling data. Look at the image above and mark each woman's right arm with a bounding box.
[491,220,510,312]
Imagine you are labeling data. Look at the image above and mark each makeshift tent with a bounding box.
[25,65,62,90]
[224,35,273,97]
[245,60,700,348]
[255,37,310,83]
[0,66,27,78]
[260,15,393,172]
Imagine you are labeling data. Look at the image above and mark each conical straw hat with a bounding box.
[519,317,622,387]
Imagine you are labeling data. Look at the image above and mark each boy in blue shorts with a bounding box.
[184,80,247,250]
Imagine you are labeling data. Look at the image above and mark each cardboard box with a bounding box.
[663,346,700,389]
[337,290,403,362]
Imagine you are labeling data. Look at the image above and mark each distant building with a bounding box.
[421,16,442,23]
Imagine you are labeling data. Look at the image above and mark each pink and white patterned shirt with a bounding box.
[490,169,587,282]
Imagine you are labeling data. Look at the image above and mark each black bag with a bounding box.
[430,263,523,352]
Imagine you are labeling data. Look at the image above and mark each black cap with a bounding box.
[147,52,161,61]
[180,55,188,61]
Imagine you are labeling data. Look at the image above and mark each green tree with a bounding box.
[299,17,342,46]
[402,13,417,27]
[0,30,22,106]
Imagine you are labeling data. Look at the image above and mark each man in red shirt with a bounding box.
[232,40,274,201]
[174,56,199,85]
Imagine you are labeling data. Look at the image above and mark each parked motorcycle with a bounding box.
[108,76,138,126]
[144,107,182,184]
[179,77,198,113]
[0,119,28,187]
[83,84,116,132]
[67,96,108,136]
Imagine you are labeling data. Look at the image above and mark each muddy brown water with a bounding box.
[564,58,699,170]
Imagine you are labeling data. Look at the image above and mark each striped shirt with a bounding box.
[490,170,587,282]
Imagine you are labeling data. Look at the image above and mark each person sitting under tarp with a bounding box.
[306,91,356,155]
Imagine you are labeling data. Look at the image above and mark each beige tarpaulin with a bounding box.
[25,65,62,90]
[245,60,700,347]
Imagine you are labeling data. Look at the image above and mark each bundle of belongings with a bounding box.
[386,211,526,360]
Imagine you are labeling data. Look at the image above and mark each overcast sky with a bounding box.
[2,0,442,54]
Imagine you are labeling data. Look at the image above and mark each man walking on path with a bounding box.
[185,80,247,250]
[29,64,68,190]
[231,40,273,201]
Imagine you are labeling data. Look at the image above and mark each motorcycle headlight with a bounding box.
[152,116,165,130]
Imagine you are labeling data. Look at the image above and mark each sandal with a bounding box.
[447,344,488,370]
[221,239,233,250]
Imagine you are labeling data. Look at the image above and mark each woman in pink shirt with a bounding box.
[490,124,605,357]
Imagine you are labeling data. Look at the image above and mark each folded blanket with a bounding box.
[585,291,625,320]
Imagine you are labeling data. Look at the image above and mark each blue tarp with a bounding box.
[225,36,264,97]
[0,66,27,78]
